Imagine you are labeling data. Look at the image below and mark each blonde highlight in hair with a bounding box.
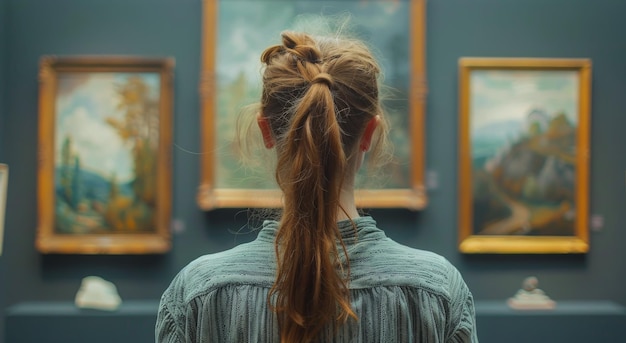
[249,30,389,343]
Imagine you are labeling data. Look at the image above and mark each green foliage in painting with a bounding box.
[70,155,83,209]
[59,136,73,206]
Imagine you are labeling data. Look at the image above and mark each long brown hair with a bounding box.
[259,31,387,343]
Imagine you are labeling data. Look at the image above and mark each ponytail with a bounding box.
[260,31,383,342]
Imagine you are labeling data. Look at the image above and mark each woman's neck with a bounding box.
[338,158,362,221]
[338,186,359,221]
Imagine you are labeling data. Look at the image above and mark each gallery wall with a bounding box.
[426,0,626,299]
[1,0,626,341]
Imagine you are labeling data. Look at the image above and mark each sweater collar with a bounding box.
[258,216,385,244]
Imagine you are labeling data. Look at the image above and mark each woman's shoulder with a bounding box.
[352,238,466,299]
[162,240,275,306]
[355,233,454,270]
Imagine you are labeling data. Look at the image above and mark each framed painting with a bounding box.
[0,164,7,255]
[36,57,174,254]
[458,58,592,254]
[198,0,427,210]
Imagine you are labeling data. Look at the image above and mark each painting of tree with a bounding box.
[53,72,161,234]
[36,57,173,254]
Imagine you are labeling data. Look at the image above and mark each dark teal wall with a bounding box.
[1,0,626,339]
[426,0,626,303]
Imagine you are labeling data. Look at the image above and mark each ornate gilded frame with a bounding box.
[36,57,174,254]
[198,0,427,210]
[458,58,591,254]
[0,164,7,255]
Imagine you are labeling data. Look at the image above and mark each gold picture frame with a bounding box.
[36,57,174,254]
[458,58,591,254]
[198,0,427,210]
[0,164,7,255]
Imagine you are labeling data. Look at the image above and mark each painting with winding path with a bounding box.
[470,69,579,236]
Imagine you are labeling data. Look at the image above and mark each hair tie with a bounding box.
[311,73,334,88]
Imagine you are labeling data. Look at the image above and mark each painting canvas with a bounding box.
[458,58,591,254]
[55,72,161,234]
[198,0,427,209]
[37,57,174,254]
[0,164,7,255]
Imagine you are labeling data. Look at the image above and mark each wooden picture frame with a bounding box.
[36,57,174,254]
[458,58,591,254]
[0,164,7,255]
[198,0,427,210]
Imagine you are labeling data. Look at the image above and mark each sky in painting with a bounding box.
[217,0,408,86]
[54,73,160,183]
[470,69,579,136]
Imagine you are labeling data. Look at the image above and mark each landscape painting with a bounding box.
[199,0,427,209]
[471,69,579,236]
[216,0,411,189]
[458,58,591,254]
[37,57,173,254]
[54,72,160,234]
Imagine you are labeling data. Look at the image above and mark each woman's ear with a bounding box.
[256,113,275,149]
[359,115,380,152]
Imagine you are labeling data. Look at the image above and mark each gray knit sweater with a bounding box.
[156,216,478,342]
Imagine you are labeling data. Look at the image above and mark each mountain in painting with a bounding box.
[472,110,577,236]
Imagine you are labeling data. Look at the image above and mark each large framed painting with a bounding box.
[0,164,7,255]
[458,58,592,254]
[36,57,174,254]
[198,0,427,210]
